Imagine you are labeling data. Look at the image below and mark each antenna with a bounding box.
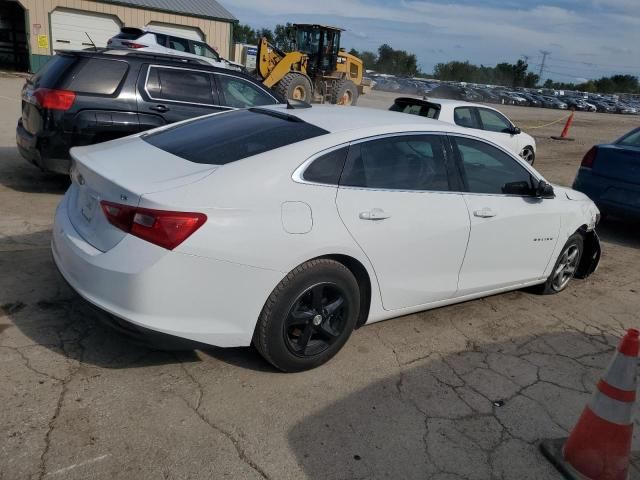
[85,32,97,51]
[539,50,551,81]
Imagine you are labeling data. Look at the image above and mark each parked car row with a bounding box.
[368,74,640,114]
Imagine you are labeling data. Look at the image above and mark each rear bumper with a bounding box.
[16,119,72,174]
[51,191,283,348]
[573,169,640,220]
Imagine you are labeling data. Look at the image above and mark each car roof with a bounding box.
[258,104,467,135]
[395,96,504,112]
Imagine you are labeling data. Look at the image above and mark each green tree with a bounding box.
[233,24,260,45]
[273,23,295,51]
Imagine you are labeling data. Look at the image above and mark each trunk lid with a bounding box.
[67,136,217,252]
[592,144,640,184]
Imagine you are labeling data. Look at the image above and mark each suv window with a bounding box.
[143,109,328,165]
[216,75,275,108]
[146,67,213,104]
[453,107,479,129]
[340,135,450,191]
[68,58,128,95]
[30,54,76,88]
[168,36,189,52]
[191,40,220,60]
[478,108,512,133]
[303,147,348,185]
[154,33,168,47]
[453,136,534,195]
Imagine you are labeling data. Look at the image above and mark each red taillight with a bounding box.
[33,88,76,111]
[122,41,147,49]
[100,201,206,250]
[581,146,597,168]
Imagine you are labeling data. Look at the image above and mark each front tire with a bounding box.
[536,233,584,294]
[520,146,535,165]
[253,259,360,372]
[276,73,313,102]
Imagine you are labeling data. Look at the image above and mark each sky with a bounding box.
[221,0,639,82]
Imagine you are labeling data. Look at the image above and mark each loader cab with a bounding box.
[294,24,342,76]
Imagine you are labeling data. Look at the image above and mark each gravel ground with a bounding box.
[1,77,640,480]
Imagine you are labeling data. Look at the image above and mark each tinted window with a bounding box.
[390,102,439,119]
[68,58,128,95]
[146,67,213,104]
[478,108,512,133]
[154,33,168,47]
[303,147,348,184]
[31,54,76,88]
[168,36,189,52]
[144,109,328,165]
[617,128,640,147]
[453,107,479,128]
[341,135,450,191]
[114,29,143,40]
[191,41,220,60]
[453,136,534,195]
[217,75,275,108]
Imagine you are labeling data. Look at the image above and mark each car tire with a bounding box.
[253,259,360,372]
[331,79,359,106]
[520,146,535,165]
[535,233,584,295]
[276,73,313,102]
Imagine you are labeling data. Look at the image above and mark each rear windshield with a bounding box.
[30,54,76,88]
[617,128,640,147]
[114,28,143,40]
[68,58,128,95]
[143,109,328,165]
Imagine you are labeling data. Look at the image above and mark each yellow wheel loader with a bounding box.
[257,24,364,105]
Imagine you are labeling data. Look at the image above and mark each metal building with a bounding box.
[0,0,236,73]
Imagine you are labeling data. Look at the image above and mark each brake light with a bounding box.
[122,41,147,49]
[581,146,597,168]
[100,201,206,250]
[33,88,76,111]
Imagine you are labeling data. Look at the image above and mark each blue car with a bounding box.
[573,127,640,219]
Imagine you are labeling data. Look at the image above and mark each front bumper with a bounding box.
[51,192,282,348]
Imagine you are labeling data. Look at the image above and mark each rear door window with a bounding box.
[303,147,349,185]
[146,66,214,104]
[216,74,276,108]
[143,109,328,164]
[453,107,480,129]
[67,58,128,95]
[167,36,189,52]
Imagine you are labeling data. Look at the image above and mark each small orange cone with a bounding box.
[551,110,576,141]
[540,328,639,480]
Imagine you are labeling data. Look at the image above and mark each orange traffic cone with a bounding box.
[540,328,639,480]
[551,110,575,141]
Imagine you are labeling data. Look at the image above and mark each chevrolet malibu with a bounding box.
[52,106,601,371]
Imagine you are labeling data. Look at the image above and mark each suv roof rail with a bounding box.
[56,48,210,66]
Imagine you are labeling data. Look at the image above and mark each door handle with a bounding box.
[150,104,169,113]
[359,208,391,221]
[473,208,496,218]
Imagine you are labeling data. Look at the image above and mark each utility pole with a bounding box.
[539,50,551,81]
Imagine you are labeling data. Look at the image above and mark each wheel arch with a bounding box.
[574,225,601,279]
[314,254,372,329]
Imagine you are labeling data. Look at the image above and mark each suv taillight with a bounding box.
[33,88,76,111]
[581,147,597,168]
[122,41,147,49]
[100,201,207,250]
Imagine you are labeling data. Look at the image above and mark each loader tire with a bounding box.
[331,79,359,106]
[276,73,312,102]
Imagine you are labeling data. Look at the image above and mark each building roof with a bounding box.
[99,0,237,22]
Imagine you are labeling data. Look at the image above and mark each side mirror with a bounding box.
[536,180,555,199]
[510,126,521,135]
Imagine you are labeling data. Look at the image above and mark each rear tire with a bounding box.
[331,79,359,106]
[535,233,584,295]
[253,259,360,372]
[276,73,312,102]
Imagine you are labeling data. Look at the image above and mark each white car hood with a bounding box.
[553,185,591,202]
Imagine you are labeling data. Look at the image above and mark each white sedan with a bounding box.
[52,105,600,371]
[390,97,537,165]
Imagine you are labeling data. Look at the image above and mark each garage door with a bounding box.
[146,22,204,41]
[51,9,121,51]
